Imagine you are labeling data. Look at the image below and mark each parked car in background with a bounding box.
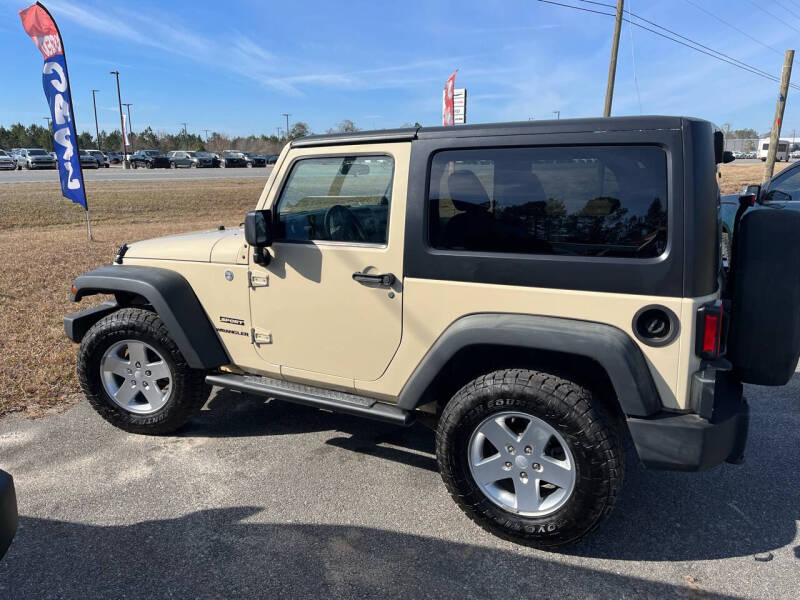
[130,149,170,169]
[78,150,100,169]
[167,150,218,168]
[242,152,266,168]
[194,151,220,167]
[84,149,109,168]
[790,150,800,160]
[219,150,247,168]
[720,157,800,264]
[106,152,122,165]
[264,154,279,165]
[14,148,57,170]
[0,149,15,170]
[0,469,17,559]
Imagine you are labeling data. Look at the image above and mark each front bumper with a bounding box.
[0,470,18,559]
[627,370,749,471]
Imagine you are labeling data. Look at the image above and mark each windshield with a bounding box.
[195,151,212,157]
[89,151,103,156]
[224,151,243,157]
[186,152,196,157]
[28,149,48,156]
[144,150,164,157]
[0,150,7,157]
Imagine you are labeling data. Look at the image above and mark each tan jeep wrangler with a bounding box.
[64,117,800,548]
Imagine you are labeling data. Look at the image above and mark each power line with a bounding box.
[627,0,642,114]
[579,0,786,83]
[537,0,800,91]
[773,0,800,23]
[745,0,800,36]
[681,0,781,56]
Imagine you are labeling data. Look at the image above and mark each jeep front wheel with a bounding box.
[436,369,623,548]
[77,308,210,434]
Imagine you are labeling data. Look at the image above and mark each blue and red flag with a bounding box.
[19,2,87,210]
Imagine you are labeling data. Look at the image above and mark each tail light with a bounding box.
[696,302,725,359]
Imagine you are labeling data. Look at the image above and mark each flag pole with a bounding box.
[85,207,94,241]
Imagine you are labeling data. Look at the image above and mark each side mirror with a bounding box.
[764,189,792,203]
[722,150,736,164]
[244,210,273,247]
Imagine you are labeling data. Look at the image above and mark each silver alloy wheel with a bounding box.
[468,411,576,517]
[100,340,173,415]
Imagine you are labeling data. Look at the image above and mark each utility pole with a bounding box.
[91,89,101,150]
[42,116,51,129]
[603,0,625,117]
[552,110,560,120]
[110,70,129,168]
[180,122,188,148]
[203,129,210,142]
[282,113,290,140]
[765,50,794,180]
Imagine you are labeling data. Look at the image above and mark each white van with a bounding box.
[758,137,790,161]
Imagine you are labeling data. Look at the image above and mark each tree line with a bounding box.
[0,118,389,154]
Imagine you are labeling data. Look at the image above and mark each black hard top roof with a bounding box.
[291,115,706,148]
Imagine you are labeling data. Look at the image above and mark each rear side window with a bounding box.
[428,146,668,258]
[276,155,394,244]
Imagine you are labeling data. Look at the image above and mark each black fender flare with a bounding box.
[67,265,229,369]
[396,313,662,417]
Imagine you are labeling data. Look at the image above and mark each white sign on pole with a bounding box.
[453,88,467,124]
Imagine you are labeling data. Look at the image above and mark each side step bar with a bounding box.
[206,373,414,426]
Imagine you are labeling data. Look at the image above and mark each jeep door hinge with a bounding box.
[248,271,269,288]
[251,329,272,345]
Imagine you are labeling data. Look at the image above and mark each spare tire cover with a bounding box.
[727,209,800,385]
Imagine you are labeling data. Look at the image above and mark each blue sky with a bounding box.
[2,0,800,137]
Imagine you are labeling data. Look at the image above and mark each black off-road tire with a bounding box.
[77,308,210,435]
[436,369,624,549]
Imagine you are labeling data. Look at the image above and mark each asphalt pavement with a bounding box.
[0,375,797,599]
[0,165,271,184]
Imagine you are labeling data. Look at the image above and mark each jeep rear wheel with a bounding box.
[436,369,623,548]
[77,308,210,434]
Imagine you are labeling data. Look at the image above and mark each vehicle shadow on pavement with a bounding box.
[186,386,799,563]
[568,381,800,562]
[184,390,439,472]
[0,508,743,600]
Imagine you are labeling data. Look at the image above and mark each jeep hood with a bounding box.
[123,228,245,263]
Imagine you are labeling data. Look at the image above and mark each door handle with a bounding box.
[352,271,395,288]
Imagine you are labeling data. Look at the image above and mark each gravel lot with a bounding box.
[0,375,797,599]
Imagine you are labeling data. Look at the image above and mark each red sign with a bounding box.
[442,71,457,126]
[19,3,63,59]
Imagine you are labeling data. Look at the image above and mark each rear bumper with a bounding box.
[627,369,749,471]
[0,470,18,559]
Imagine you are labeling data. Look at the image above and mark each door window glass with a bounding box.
[276,155,394,244]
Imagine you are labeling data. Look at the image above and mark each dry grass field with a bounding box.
[717,160,790,194]
[0,179,262,416]
[0,161,790,417]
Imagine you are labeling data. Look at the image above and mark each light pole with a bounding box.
[553,110,560,120]
[180,122,188,148]
[122,103,133,140]
[109,70,129,168]
[43,116,51,128]
[282,113,290,140]
[91,89,101,150]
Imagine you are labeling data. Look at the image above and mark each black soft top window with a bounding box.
[428,145,668,259]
